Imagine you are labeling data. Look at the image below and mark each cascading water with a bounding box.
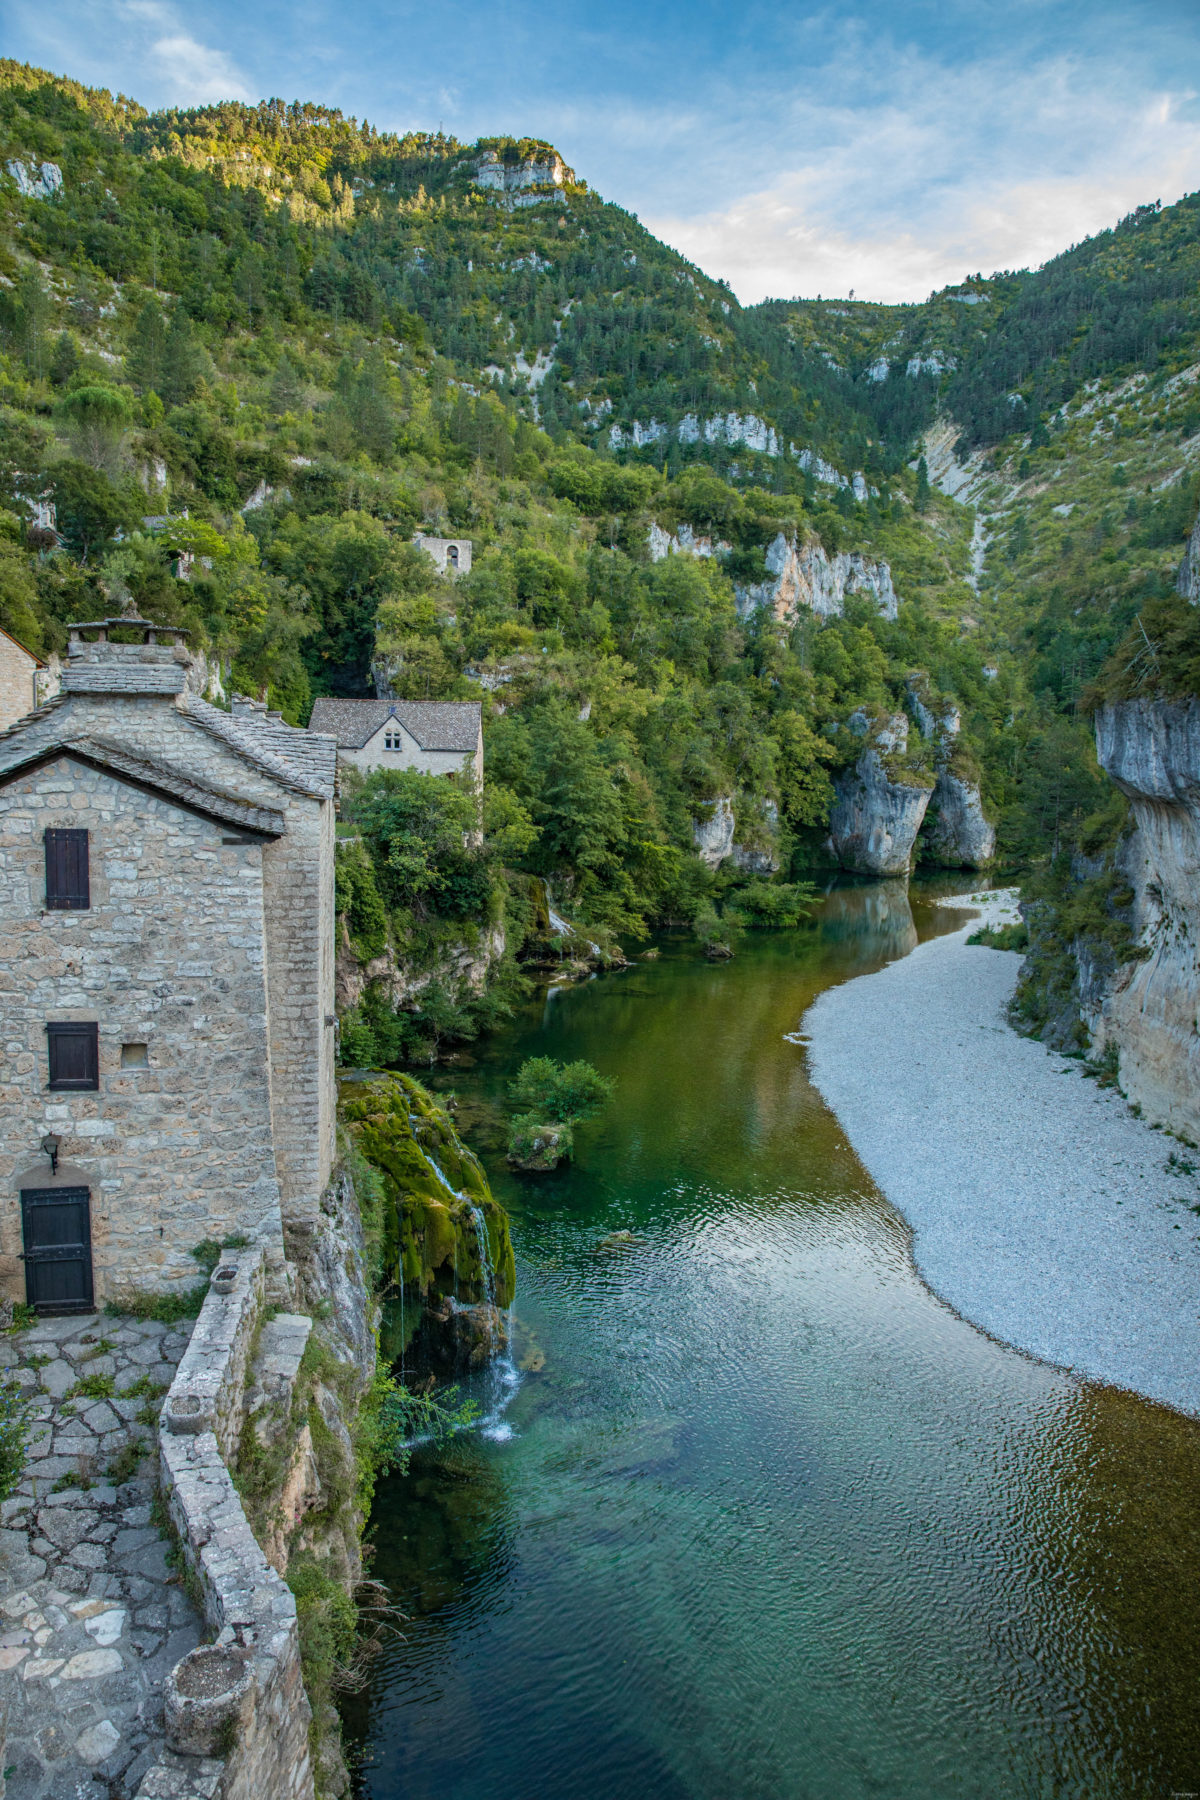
[468,1202,520,1442]
[410,1119,519,1440]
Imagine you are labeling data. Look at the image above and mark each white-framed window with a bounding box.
[384,731,402,751]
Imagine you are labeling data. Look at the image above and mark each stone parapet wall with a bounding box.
[157,1246,315,1800]
[162,1247,266,1463]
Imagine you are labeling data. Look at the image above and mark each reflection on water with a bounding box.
[344,882,1200,1800]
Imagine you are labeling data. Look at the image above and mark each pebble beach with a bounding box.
[803,889,1200,1417]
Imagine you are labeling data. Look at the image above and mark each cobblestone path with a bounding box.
[0,1311,210,1798]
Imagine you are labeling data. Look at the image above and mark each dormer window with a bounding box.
[384,732,402,751]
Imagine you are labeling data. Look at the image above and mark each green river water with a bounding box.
[345,880,1200,1800]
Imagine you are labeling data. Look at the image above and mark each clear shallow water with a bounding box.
[345,881,1200,1800]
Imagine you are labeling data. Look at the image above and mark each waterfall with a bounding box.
[409,1116,520,1436]
[468,1202,520,1442]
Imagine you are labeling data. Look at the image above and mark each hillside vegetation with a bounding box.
[2,61,1198,1060]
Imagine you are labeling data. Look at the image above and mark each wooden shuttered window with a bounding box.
[47,1022,99,1091]
[45,829,90,910]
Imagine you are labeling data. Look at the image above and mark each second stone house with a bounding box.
[0,613,338,1313]
[308,698,483,784]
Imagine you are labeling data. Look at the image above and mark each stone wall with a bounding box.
[0,757,285,1307]
[0,630,39,732]
[157,1246,315,1800]
[0,671,339,1298]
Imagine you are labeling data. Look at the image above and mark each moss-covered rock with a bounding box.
[340,1073,515,1309]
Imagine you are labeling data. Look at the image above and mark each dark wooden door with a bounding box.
[20,1188,94,1314]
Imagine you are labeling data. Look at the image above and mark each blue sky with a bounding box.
[7,1,1200,303]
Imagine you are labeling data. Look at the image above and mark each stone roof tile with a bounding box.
[307,698,481,753]
[184,695,338,800]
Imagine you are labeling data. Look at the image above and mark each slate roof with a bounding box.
[186,695,339,800]
[0,736,287,835]
[307,698,481,753]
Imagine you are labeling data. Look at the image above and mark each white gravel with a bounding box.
[803,888,1200,1416]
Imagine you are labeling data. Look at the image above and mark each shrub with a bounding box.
[0,1377,35,1501]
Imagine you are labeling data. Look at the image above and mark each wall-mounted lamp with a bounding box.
[40,1134,60,1175]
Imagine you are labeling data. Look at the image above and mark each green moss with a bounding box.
[340,1073,515,1306]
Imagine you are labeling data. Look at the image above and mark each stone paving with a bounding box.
[0,1311,208,1798]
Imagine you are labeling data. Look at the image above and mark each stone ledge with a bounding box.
[161,1248,265,1464]
[156,1252,315,1800]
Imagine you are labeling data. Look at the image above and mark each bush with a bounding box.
[0,1376,34,1501]
[507,1056,615,1124]
[968,922,1029,950]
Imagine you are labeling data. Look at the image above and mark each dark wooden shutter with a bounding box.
[47,1021,99,1090]
[45,828,90,910]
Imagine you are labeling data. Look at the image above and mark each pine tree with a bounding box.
[127,301,167,397]
[914,454,931,513]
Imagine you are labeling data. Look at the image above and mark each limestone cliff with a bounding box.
[734,532,900,625]
[905,674,995,868]
[1085,698,1200,1138]
[827,711,934,877]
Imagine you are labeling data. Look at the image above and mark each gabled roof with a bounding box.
[185,695,338,800]
[0,626,45,668]
[0,736,286,836]
[308,698,481,753]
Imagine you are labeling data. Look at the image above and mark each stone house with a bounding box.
[307,698,483,784]
[413,533,472,577]
[0,627,47,732]
[0,613,338,1313]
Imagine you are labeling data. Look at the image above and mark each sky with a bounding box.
[6,0,1200,305]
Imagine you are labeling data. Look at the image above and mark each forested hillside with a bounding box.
[2,59,1198,1062]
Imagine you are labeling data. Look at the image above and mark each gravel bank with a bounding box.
[803,889,1200,1417]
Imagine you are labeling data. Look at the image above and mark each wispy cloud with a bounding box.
[10,0,253,106]
[638,39,1200,301]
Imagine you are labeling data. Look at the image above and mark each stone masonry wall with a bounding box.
[158,1246,315,1800]
[0,684,337,1258]
[0,633,39,733]
[0,757,284,1306]
[263,796,336,1240]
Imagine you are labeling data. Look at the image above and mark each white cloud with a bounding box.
[639,44,1200,303]
[8,0,254,107]
[145,32,253,103]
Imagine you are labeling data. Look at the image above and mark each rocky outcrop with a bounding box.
[6,158,62,199]
[906,674,995,868]
[731,798,781,873]
[828,712,932,876]
[647,521,728,561]
[922,769,996,867]
[472,149,570,206]
[692,796,735,867]
[336,913,506,1013]
[1085,698,1200,1138]
[1176,513,1200,602]
[734,533,900,624]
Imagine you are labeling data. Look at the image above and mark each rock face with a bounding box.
[906,674,995,868]
[1087,698,1200,1138]
[735,533,900,624]
[828,713,932,877]
[922,769,996,867]
[336,912,506,1013]
[6,158,62,199]
[692,796,735,867]
[1176,513,1200,602]
[647,521,727,561]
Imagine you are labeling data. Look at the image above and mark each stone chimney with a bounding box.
[63,593,191,698]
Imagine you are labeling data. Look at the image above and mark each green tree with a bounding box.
[914,455,931,514]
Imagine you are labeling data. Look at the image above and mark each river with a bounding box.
[344,879,1200,1799]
